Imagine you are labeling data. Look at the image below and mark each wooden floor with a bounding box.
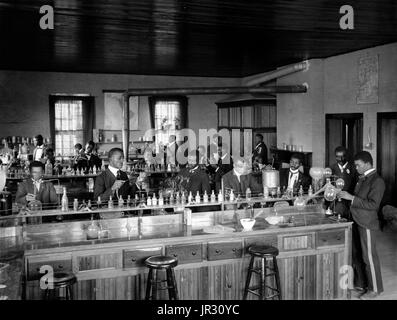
[351,230,397,300]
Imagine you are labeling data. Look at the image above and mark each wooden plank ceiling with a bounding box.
[0,0,396,77]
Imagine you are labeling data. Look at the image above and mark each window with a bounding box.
[149,96,188,148]
[50,96,95,156]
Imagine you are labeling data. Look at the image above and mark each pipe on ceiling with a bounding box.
[242,61,309,87]
[123,85,307,98]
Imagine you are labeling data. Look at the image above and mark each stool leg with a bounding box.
[273,256,282,300]
[69,285,74,300]
[152,269,158,300]
[260,257,267,300]
[145,268,153,300]
[65,287,70,300]
[243,255,255,300]
[169,268,179,300]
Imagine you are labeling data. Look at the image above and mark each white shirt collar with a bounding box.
[363,168,376,176]
[108,165,120,177]
[255,142,262,149]
[233,169,242,179]
[221,154,228,160]
[338,162,348,170]
[168,141,176,147]
[289,168,299,175]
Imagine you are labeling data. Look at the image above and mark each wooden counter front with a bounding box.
[21,206,352,300]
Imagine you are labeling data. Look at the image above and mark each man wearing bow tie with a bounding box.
[279,154,310,194]
[330,146,358,218]
[94,148,137,201]
[252,133,268,167]
[339,151,385,300]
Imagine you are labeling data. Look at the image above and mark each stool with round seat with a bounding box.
[243,245,282,300]
[42,272,77,300]
[144,255,179,300]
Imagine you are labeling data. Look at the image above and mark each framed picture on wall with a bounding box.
[103,91,139,130]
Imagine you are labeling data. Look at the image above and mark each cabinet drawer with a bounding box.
[123,247,162,269]
[165,244,202,264]
[27,259,72,281]
[280,234,314,251]
[207,241,243,261]
[316,230,345,247]
[244,236,278,255]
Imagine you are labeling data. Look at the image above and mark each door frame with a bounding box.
[377,112,397,173]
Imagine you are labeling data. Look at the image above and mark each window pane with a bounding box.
[54,100,85,156]
[154,100,181,147]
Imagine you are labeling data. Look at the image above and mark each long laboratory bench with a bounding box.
[2,204,352,300]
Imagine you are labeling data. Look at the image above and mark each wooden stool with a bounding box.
[42,272,77,300]
[144,255,179,300]
[243,245,282,300]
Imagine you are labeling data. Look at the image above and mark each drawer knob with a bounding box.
[191,251,196,256]
[173,254,178,257]
[215,249,221,254]
[232,248,237,252]
[131,258,136,262]
[58,265,63,269]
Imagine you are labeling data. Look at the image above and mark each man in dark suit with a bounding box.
[94,148,137,203]
[279,153,311,194]
[177,150,211,196]
[339,151,385,300]
[330,146,358,218]
[222,156,262,196]
[208,144,234,193]
[15,161,58,209]
[84,141,102,171]
[165,134,179,167]
[252,133,268,166]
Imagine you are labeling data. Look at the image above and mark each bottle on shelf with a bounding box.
[147,196,152,206]
[158,193,164,206]
[210,190,216,203]
[61,187,69,212]
[169,193,175,205]
[188,191,193,203]
[45,159,53,175]
[308,185,313,197]
[134,194,139,207]
[276,187,281,198]
[218,190,223,202]
[87,200,92,210]
[299,185,304,197]
[118,195,124,207]
[181,192,186,204]
[108,196,114,209]
[97,196,102,209]
[195,191,201,203]
[126,195,131,207]
[229,189,235,201]
[176,192,181,204]
[203,190,209,203]
[152,193,158,206]
[87,215,99,240]
[73,198,79,211]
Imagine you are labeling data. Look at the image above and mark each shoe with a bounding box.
[359,291,381,300]
[353,286,366,293]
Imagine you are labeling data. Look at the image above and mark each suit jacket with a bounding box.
[86,153,102,170]
[330,162,357,193]
[211,156,234,193]
[94,168,137,201]
[279,168,311,193]
[350,171,385,230]
[15,179,58,209]
[253,142,268,164]
[222,170,262,196]
[178,167,211,195]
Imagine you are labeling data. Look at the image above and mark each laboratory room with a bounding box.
[1,0,397,303]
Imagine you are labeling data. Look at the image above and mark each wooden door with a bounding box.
[326,114,363,166]
[377,113,397,206]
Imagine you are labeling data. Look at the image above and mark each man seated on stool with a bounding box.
[15,161,58,210]
[222,156,262,197]
[279,153,311,195]
[94,148,138,204]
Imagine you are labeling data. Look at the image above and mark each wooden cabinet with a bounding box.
[27,259,72,281]
[123,247,162,269]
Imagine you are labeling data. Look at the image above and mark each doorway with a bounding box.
[325,113,363,166]
[377,112,397,207]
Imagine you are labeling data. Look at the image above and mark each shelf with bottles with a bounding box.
[0,190,322,221]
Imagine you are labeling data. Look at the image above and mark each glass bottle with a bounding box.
[158,193,164,206]
[97,196,102,209]
[118,195,124,208]
[203,190,209,203]
[61,187,69,212]
[108,196,114,209]
[218,190,223,202]
[195,191,201,203]
[246,187,251,201]
[87,215,99,240]
[73,198,79,211]
[152,193,157,206]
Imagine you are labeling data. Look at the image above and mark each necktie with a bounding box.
[116,170,121,180]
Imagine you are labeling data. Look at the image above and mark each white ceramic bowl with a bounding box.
[265,216,284,225]
[240,218,256,231]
